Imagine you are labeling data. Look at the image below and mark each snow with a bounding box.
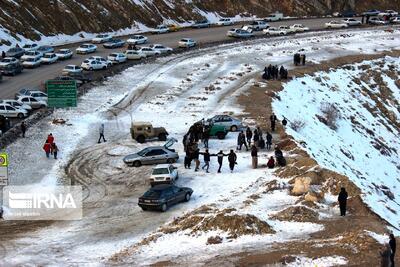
[366,230,388,245]
[286,256,348,267]
[272,56,400,229]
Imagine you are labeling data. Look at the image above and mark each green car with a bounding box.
[207,123,228,139]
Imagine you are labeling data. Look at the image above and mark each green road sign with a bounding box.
[46,80,77,108]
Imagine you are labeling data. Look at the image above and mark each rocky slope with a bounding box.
[0,0,399,45]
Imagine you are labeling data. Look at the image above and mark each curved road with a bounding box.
[0,17,365,99]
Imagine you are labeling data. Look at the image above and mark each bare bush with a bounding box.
[320,102,340,130]
[290,120,306,132]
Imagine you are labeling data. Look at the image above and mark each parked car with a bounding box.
[151,25,169,34]
[206,115,243,131]
[22,57,41,68]
[22,43,39,52]
[341,10,357,17]
[55,49,73,60]
[5,47,25,58]
[123,139,179,167]
[20,90,48,102]
[62,65,83,75]
[0,61,23,76]
[88,56,112,67]
[107,53,127,64]
[130,122,169,143]
[378,10,399,17]
[1,99,32,113]
[103,39,125,49]
[227,28,254,38]
[0,57,19,67]
[149,164,178,186]
[342,18,362,26]
[125,50,147,60]
[290,24,310,32]
[362,10,380,16]
[127,35,148,45]
[15,88,32,99]
[81,59,108,71]
[263,27,287,36]
[325,21,348,29]
[264,12,284,22]
[0,103,28,119]
[369,17,390,25]
[91,34,112,44]
[392,16,400,23]
[41,53,58,64]
[21,51,43,61]
[138,184,193,212]
[76,44,97,54]
[149,44,173,54]
[192,19,210,28]
[178,38,196,48]
[216,18,234,26]
[137,47,161,57]
[197,121,228,139]
[37,45,54,54]
[16,96,47,109]
[279,25,296,34]
[249,20,269,31]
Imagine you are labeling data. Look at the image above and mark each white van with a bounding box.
[264,12,284,22]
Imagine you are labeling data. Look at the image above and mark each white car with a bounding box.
[88,56,112,67]
[1,99,32,112]
[392,17,400,23]
[127,35,148,45]
[178,38,196,48]
[137,47,161,57]
[76,44,97,54]
[149,44,173,54]
[0,103,28,119]
[125,50,147,60]
[227,28,254,38]
[152,25,169,34]
[279,25,296,34]
[21,51,43,61]
[55,49,73,60]
[16,96,47,109]
[81,59,108,70]
[22,57,41,68]
[91,34,112,44]
[41,53,58,64]
[342,18,362,26]
[249,20,269,31]
[22,43,39,52]
[263,27,287,36]
[290,24,310,32]
[378,10,398,17]
[25,90,48,102]
[107,53,127,64]
[216,18,234,26]
[325,21,348,29]
[149,164,178,186]
[0,57,19,67]
[369,17,390,25]
[62,65,83,75]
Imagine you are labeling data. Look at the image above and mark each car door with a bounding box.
[172,186,184,203]
[0,105,6,117]
[162,188,175,206]
[5,105,17,117]
[153,149,168,163]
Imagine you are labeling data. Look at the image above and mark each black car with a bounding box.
[103,39,125,49]
[0,62,23,76]
[66,72,92,83]
[6,47,25,58]
[342,10,357,17]
[138,184,193,212]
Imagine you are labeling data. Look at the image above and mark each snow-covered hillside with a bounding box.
[273,56,400,229]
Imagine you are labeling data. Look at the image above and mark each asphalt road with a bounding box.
[0,17,365,99]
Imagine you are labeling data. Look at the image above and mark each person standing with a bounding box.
[246,127,252,147]
[270,113,277,132]
[338,187,348,216]
[227,150,237,173]
[390,234,396,267]
[52,143,59,159]
[43,141,51,158]
[193,148,200,172]
[98,123,106,143]
[266,131,272,150]
[267,156,275,169]
[215,150,227,173]
[47,133,54,144]
[21,121,26,138]
[237,131,247,151]
[201,149,211,173]
[184,149,192,169]
[253,129,260,148]
[1,51,5,59]
[203,126,209,148]
[251,145,258,169]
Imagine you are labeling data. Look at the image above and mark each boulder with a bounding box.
[304,190,325,203]
[291,177,312,196]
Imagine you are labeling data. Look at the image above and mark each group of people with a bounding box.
[183,122,210,150]
[42,133,59,159]
[262,65,288,80]
[293,53,306,66]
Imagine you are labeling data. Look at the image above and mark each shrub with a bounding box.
[320,102,340,130]
[290,119,306,132]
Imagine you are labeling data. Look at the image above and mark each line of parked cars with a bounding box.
[227,22,310,38]
[0,89,48,119]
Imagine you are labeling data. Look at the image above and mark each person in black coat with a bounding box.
[193,148,200,172]
[201,149,211,173]
[203,126,210,148]
[270,113,277,132]
[338,187,348,216]
[21,121,26,138]
[253,129,259,147]
[390,234,396,267]
[246,127,252,147]
[227,150,237,173]
[214,150,227,173]
[184,149,192,169]
[266,132,272,150]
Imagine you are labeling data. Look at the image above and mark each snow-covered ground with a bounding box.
[2,28,400,265]
[273,56,400,230]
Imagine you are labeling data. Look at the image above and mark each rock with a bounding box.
[206,236,223,245]
[291,177,312,196]
[271,206,319,222]
[305,190,325,203]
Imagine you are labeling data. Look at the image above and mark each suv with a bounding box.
[207,115,243,132]
[130,122,169,143]
[149,164,178,186]
[249,21,269,31]
[0,61,23,76]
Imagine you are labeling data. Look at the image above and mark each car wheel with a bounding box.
[17,113,24,119]
[102,66,106,70]
[161,203,167,212]
[89,67,93,71]
[158,133,167,141]
[136,135,145,144]
[133,161,142,168]
[230,125,238,132]
[184,193,191,202]
[217,132,225,140]
[166,158,175,164]
[141,207,147,211]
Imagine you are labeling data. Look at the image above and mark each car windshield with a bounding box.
[143,189,162,198]
[110,53,117,57]
[25,58,35,62]
[137,149,149,156]
[1,59,12,62]
[152,168,169,175]
[44,54,52,58]
[81,45,89,48]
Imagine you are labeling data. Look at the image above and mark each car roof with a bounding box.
[153,164,172,168]
[142,146,167,151]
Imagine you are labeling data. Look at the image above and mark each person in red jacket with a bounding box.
[43,141,51,158]
[267,156,275,169]
[47,133,54,144]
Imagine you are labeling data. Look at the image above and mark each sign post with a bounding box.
[46,80,77,108]
[0,153,8,186]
